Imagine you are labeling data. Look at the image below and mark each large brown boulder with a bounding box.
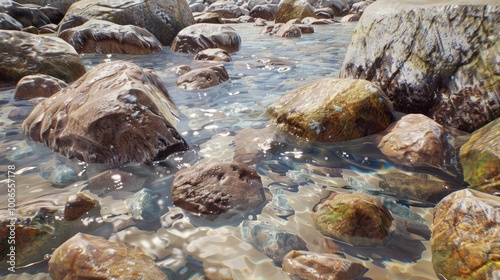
[431,189,500,279]
[48,233,168,280]
[171,23,241,53]
[58,0,195,46]
[265,78,396,142]
[58,19,162,55]
[0,30,86,88]
[339,0,500,133]
[275,0,316,23]
[22,60,188,165]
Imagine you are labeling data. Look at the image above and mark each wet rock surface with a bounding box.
[194,48,232,62]
[13,74,67,100]
[129,188,162,222]
[176,65,230,90]
[275,0,315,23]
[171,24,241,53]
[64,192,97,221]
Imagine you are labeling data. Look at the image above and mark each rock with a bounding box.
[248,0,281,10]
[459,117,500,194]
[204,264,234,280]
[14,0,79,14]
[176,65,230,90]
[350,0,374,14]
[206,1,243,18]
[0,12,23,30]
[48,164,80,187]
[270,187,295,217]
[312,192,393,246]
[0,30,86,88]
[339,0,500,132]
[314,7,334,18]
[7,107,31,121]
[295,24,314,34]
[58,19,162,55]
[0,3,51,28]
[240,220,307,263]
[340,13,360,22]
[64,192,98,221]
[190,2,206,13]
[249,4,278,21]
[194,12,224,24]
[194,48,232,62]
[265,78,396,142]
[276,21,302,38]
[158,250,205,279]
[169,65,193,76]
[58,0,195,46]
[171,24,241,53]
[39,23,59,34]
[129,188,162,222]
[22,25,38,34]
[172,162,266,217]
[282,250,367,280]
[233,126,287,165]
[316,0,350,16]
[431,189,500,280]
[275,0,315,23]
[48,233,168,280]
[375,114,454,168]
[22,60,188,165]
[301,17,335,24]
[14,74,67,100]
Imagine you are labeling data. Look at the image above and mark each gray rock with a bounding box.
[129,188,162,222]
[48,164,80,187]
[194,48,232,62]
[171,23,241,53]
[0,12,22,30]
[275,0,315,23]
[207,1,243,18]
[176,65,230,90]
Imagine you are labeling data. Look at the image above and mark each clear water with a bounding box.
[0,23,465,279]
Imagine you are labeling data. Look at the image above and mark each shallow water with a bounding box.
[0,22,465,279]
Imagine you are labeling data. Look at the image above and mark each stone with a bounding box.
[282,250,367,280]
[58,19,162,55]
[375,114,454,168]
[339,0,500,133]
[22,25,39,34]
[158,250,204,279]
[459,117,500,194]
[39,23,59,34]
[340,13,360,22]
[350,0,374,14]
[176,65,230,90]
[240,220,307,263]
[14,0,79,14]
[233,126,287,165]
[22,61,188,165]
[0,3,52,28]
[48,233,168,280]
[190,2,206,13]
[301,17,335,24]
[172,162,266,216]
[171,24,241,53]
[204,264,234,280]
[249,4,279,21]
[194,12,224,24]
[275,0,315,23]
[0,30,86,88]
[206,1,243,18]
[64,192,97,221]
[194,48,232,62]
[265,78,396,142]
[316,0,350,16]
[276,21,302,38]
[312,192,393,246]
[58,0,195,46]
[0,12,22,30]
[129,188,162,222]
[270,187,295,217]
[14,74,67,100]
[431,189,500,280]
[48,164,80,187]
[7,107,31,121]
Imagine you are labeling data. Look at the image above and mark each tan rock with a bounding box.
[176,65,230,90]
[171,23,241,53]
[14,74,67,100]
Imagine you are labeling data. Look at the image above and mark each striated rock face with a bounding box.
[459,117,500,194]
[22,60,188,165]
[172,162,266,217]
[171,24,241,53]
[275,0,315,23]
[0,30,86,88]
[266,78,395,142]
[339,0,500,133]
[48,233,169,280]
[58,0,195,46]
[58,19,162,55]
[176,65,230,90]
[14,74,67,100]
[431,189,500,280]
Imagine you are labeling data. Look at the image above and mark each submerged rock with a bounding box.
[48,164,80,187]
[171,24,241,53]
[64,192,98,221]
[176,65,230,90]
[194,48,232,62]
[14,74,67,100]
[22,60,188,165]
[129,188,162,222]
[48,233,168,280]
[265,78,395,142]
[431,189,500,280]
[275,0,315,23]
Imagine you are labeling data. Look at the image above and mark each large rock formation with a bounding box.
[339,0,500,132]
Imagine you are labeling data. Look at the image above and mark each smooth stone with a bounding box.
[340,13,360,22]
[194,12,224,24]
[64,192,97,221]
[206,1,243,18]
[7,107,32,121]
[14,0,80,13]
[14,74,67,100]
[176,65,230,90]
[157,249,205,279]
[171,23,241,53]
[270,187,295,217]
[0,12,23,30]
[194,48,232,62]
[129,188,162,222]
[276,21,302,38]
[249,4,278,21]
[48,164,80,187]
[275,0,315,23]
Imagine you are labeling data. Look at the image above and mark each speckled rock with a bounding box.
[194,48,232,62]
[129,188,162,222]
[459,117,500,194]
[64,192,97,221]
[22,60,188,165]
[275,0,315,23]
[431,189,500,280]
[266,78,396,142]
[48,233,169,280]
[14,74,67,100]
[58,19,162,55]
[171,24,241,53]
[176,65,230,90]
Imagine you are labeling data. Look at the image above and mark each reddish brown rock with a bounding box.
[14,74,67,100]
[176,65,229,90]
[194,48,232,62]
[64,192,97,221]
[171,23,241,53]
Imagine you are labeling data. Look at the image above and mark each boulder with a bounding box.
[0,30,86,88]
[48,233,168,280]
[14,0,79,14]
[276,21,302,38]
[176,65,230,90]
[316,0,350,16]
[172,162,266,217]
[58,19,162,55]
[58,0,195,46]
[265,78,396,142]
[194,48,232,62]
[249,4,279,21]
[14,74,67,100]
[206,1,243,18]
[339,0,500,132]
[431,189,500,279]
[340,13,360,22]
[171,23,241,53]
[0,12,22,30]
[459,117,500,194]
[275,0,315,23]
[22,60,188,165]
[64,192,98,221]
[190,2,206,13]
[194,12,224,24]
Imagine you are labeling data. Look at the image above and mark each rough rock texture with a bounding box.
[375,114,454,168]
[48,233,168,280]
[459,117,500,194]
[58,0,195,46]
[58,19,162,55]
[312,192,393,246]
[176,65,230,90]
[0,30,86,88]
[172,162,266,216]
[171,24,241,53]
[266,78,396,142]
[282,250,367,280]
[275,0,315,23]
[194,48,232,62]
[22,61,188,165]
[431,189,500,280]
[339,0,500,133]
[14,74,67,100]
[64,192,97,221]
